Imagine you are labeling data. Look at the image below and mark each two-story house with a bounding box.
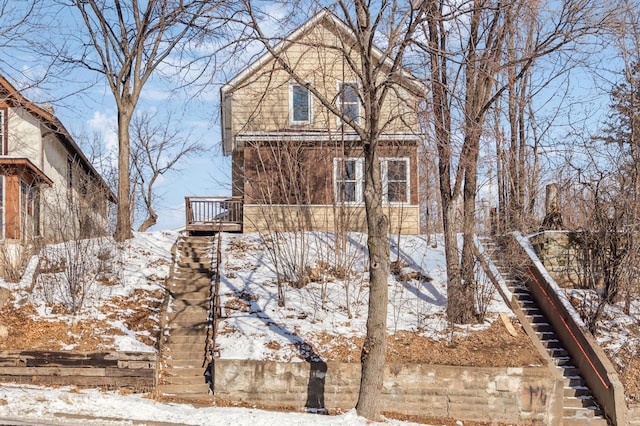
[0,75,115,243]
[215,9,423,235]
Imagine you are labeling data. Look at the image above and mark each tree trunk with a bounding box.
[355,141,389,421]
[137,212,157,232]
[115,108,133,242]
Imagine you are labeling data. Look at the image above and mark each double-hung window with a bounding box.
[337,81,360,124]
[290,82,312,124]
[334,157,364,204]
[381,158,410,203]
[333,157,410,205]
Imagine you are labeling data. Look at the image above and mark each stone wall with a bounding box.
[529,231,587,288]
[213,359,558,424]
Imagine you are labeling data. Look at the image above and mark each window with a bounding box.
[20,180,40,239]
[381,158,410,203]
[290,83,312,124]
[333,157,410,205]
[0,108,5,155]
[334,157,364,204]
[337,82,360,124]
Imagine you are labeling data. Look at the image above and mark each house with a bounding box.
[0,75,116,243]
[210,9,423,235]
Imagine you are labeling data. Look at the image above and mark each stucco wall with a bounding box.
[213,359,557,424]
[8,108,42,164]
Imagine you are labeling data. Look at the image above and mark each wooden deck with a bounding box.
[185,196,243,235]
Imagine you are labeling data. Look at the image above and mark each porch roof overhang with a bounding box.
[0,157,53,186]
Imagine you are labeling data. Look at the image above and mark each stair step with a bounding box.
[160,374,209,386]
[564,385,592,398]
[167,305,209,316]
[548,347,569,357]
[165,341,210,353]
[562,418,608,426]
[171,274,212,280]
[553,356,573,366]
[536,331,557,340]
[530,322,553,332]
[164,334,208,345]
[156,383,212,396]
[564,395,597,408]
[163,358,207,368]
[559,365,580,377]
[562,405,602,418]
[541,338,564,349]
[564,375,585,387]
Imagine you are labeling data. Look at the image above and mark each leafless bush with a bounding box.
[473,259,496,323]
[0,242,32,283]
[33,167,115,313]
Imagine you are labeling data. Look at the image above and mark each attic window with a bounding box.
[290,83,312,124]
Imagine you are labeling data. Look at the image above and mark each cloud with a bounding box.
[87,110,118,164]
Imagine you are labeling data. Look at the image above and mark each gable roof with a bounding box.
[223,8,425,94]
[220,8,427,154]
[0,76,116,203]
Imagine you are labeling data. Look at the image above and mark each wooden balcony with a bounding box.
[185,196,243,235]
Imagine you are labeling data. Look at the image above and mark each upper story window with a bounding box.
[290,82,312,124]
[381,158,410,203]
[334,157,364,204]
[337,81,360,125]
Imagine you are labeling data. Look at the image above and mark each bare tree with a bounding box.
[233,2,429,420]
[417,0,609,323]
[63,0,222,241]
[130,110,205,232]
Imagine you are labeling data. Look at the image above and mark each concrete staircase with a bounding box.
[157,236,215,400]
[482,239,609,426]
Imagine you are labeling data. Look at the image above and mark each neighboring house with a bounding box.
[0,75,116,243]
[218,9,424,235]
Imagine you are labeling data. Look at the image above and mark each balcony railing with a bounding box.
[185,196,243,234]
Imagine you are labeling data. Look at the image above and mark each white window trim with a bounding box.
[381,157,410,204]
[334,157,364,205]
[289,81,313,125]
[336,81,361,125]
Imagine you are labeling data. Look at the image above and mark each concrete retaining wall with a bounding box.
[214,359,556,424]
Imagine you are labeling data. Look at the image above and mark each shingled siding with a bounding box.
[213,359,558,424]
[0,351,157,391]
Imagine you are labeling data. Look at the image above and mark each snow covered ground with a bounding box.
[0,383,427,426]
[215,232,511,362]
[1,229,635,423]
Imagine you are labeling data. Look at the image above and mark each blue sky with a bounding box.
[2,1,626,231]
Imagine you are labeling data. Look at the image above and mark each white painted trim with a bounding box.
[235,131,421,142]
